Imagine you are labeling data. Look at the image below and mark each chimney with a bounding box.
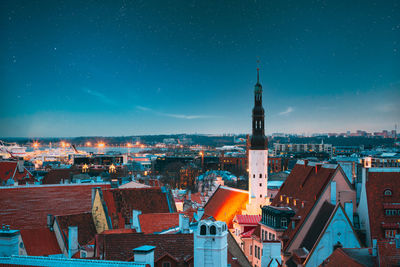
[344,202,353,224]
[17,159,24,173]
[68,226,78,258]
[0,225,21,257]
[131,209,142,232]
[47,214,54,231]
[196,208,204,221]
[304,160,309,167]
[372,239,377,256]
[133,245,155,267]
[330,181,336,205]
[179,214,190,233]
[315,164,322,174]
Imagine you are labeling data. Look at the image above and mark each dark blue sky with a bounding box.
[1,0,399,137]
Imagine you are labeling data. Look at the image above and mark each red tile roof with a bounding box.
[138,213,180,234]
[270,163,338,251]
[320,248,367,267]
[102,188,172,229]
[55,212,97,248]
[20,228,62,256]
[42,169,74,184]
[0,161,33,184]
[203,186,249,228]
[366,170,400,241]
[240,228,256,238]
[96,232,193,263]
[0,184,110,230]
[233,215,261,225]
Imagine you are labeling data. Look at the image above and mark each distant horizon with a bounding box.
[1,128,398,140]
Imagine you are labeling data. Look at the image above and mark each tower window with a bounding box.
[210,225,216,235]
[260,194,262,198]
[253,174,255,178]
[384,189,393,196]
[200,225,207,235]
[259,174,262,178]
[259,183,262,187]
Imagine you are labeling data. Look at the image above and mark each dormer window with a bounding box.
[384,189,393,196]
[200,225,207,235]
[210,225,216,235]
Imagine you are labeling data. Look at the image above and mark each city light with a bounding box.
[32,142,39,148]
[97,142,105,148]
[86,142,92,147]
[126,143,132,147]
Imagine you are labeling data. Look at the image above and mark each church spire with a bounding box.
[250,68,267,150]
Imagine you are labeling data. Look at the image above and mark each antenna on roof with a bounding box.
[256,57,260,83]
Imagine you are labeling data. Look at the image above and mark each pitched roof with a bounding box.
[203,186,248,228]
[55,212,97,248]
[138,213,180,234]
[366,170,400,241]
[233,215,261,225]
[0,161,32,183]
[300,201,335,251]
[42,169,74,184]
[321,248,372,267]
[96,232,193,262]
[270,163,338,250]
[102,188,172,229]
[20,228,62,256]
[0,184,110,230]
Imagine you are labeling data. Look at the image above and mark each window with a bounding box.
[254,245,257,258]
[253,174,255,178]
[384,189,393,196]
[269,233,272,240]
[260,194,262,198]
[259,174,262,178]
[281,218,288,228]
[385,230,397,238]
[200,225,207,235]
[258,246,261,259]
[210,225,216,235]
[250,245,252,255]
[162,262,171,267]
[259,183,262,187]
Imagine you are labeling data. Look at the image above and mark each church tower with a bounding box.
[246,68,269,215]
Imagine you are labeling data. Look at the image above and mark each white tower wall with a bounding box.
[194,220,228,267]
[247,149,268,215]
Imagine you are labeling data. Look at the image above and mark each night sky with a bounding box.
[1,0,399,137]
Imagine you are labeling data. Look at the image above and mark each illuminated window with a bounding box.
[385,230,397,238]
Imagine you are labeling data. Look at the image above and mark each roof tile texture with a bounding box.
[0,184,110,230]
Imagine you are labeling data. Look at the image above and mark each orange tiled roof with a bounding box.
[0,184,110,230]
[20,228,61,256]
[102,188,172,229]
[55,212,97,248]
[270,163,337,251]
[138,213,180,233]
[321,248,367,267]
[0,161,32,183]
[203,186,248,228]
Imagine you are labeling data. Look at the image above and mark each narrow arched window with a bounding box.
[200,225,207,235]
[210,225,216,235]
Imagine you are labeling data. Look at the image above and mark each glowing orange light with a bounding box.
[33,142,39,148]
[86,142,92,147]
[97,142,105,148]
[61,141,66,148]
[126,143,132,147]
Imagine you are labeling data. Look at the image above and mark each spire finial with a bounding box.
[256,57,260,83]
